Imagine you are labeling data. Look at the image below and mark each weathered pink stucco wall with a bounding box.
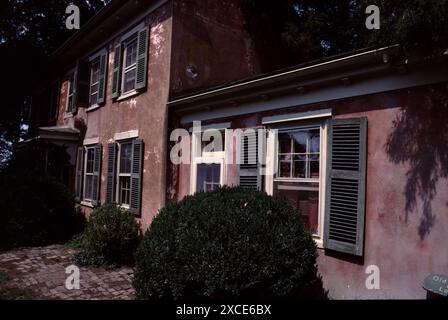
[58,4,173,230]
[174,84,448,299]
[317,86,448,299]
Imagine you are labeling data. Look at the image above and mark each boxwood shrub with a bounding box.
[133,186,326,300]
[74,203,141,267]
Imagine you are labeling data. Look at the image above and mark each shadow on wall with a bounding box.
[385,83,448,240]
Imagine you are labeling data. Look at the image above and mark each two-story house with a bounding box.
[30,0,448,299]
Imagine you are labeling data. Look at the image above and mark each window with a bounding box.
[89,59,100,106]
[105,138,143,215]
[273,126,324,239]
[196,163,221,192]
[121,36,138,94]
[191,129,226,193]
[66,73,75,113]
[111,27,148,99]
[116,141,132,207]
[83,147,95,201]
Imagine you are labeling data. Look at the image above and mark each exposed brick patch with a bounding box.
[0,245,135,300]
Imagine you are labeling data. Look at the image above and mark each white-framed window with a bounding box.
[66,72,75,113]
[89,58,100,106]
[83,146,95,201]
[190,129,227,193]
[116,140,133,207]
[121,35,138,94]
[271,123,327,242]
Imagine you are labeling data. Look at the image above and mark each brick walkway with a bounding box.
[0,245,135,300]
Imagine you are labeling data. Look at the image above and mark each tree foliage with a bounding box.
[0,0,109,166]
[241,0,448,70]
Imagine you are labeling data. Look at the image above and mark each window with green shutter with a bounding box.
[82,144,102,206]
[66,72,75,113]
[106,139,143,216]
[89,50,108,107]
[73,60,90,109]
[111,26,149,100]
[323,117,367,256]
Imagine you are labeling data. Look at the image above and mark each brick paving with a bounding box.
[0,245,135,300]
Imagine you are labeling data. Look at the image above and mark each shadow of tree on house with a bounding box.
[385,83,448,240]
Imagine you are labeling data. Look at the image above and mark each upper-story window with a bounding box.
[66,73,75,113]
[89,58,100,106]
[111,26,148,100]
[122,36,138,94]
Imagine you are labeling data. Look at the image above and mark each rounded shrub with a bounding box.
[74,203,141,267]
[133,186,326,300]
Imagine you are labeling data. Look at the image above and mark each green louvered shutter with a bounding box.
[75,147,84,202]
[111,45,122,99]
[105,143,117,203]
[135,27,148,90]
[74,60,90,109]
[130,139,143,216]
[324,118,367,256]
[91,144,102,207]
[97,51,108,105]
[238,129,261,190]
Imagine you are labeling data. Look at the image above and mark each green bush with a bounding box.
[133,186,326,300]
[0,173,85,251]
[74,203,141,267]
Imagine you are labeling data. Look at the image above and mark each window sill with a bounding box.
[86,104,100,112]
[80,200,94,208]
[117,90,139,101]
[314,238,324,249]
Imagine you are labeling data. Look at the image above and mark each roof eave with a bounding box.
[168,45,403,109]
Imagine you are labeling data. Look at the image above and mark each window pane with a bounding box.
[120,143,132,174]
[85,175,93,200]
[68,75,74,94]
[309,161,319,178]
[90,93,98,105]
[91,60,100,84]
[196,163,220,192]
[68,96,73,111]
[90,83,99,94]
[309,129,320,153]
[278,133,292,153]
[292,131,307,153]
[86,148,94,173]
[293,154,306,178]
[125,39,137,67]
[119,176,131,205]
[278,155,291,178]
[201,130,225,154]
[123,69,136,92]
[274,183,319,236]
